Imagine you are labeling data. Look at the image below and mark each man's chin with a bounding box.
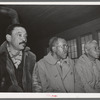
[96,56,99,59]
[95,56,99,59]
[62,55,67,59]
[20,47,25,50]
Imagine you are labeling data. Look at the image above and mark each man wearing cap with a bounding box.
[75,40,100,92]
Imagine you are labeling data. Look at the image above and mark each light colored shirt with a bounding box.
[7,44,22,69]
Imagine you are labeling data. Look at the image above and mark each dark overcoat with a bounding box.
[0,41,36,92]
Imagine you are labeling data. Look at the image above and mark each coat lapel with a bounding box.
[51,64,66,92]
[22,52,27,91]
[61,58,73,79]
[62,62,71,79]
[80,55,96,83]
[44,53,66,92]
[82,55,94,75]
[6,54,18,85]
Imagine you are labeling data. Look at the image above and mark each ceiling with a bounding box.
[1,5,100,60]
[4,5,100,40]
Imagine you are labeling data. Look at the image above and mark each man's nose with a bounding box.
[97,49,100,55]
[22,37,27,42]
[98,47,100,52]
[98,50,100,54]
[63,48,68,53]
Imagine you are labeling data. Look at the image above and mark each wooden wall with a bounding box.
[57,17,100,57]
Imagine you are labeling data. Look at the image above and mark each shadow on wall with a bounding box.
[0,6,51,62]
[0,6,19,45]
[98,56,100,61]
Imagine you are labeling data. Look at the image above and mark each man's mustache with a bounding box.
[19,41,26,45]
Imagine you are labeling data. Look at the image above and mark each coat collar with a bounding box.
[79,54,97,65]
[0,41,30,54]
[44,52,68,65]
[0,41,7,54]
[44,52,58,65]
[79,54,99,73]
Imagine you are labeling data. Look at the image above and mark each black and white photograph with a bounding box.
[0,1,100,99]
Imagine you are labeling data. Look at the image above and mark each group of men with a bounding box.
[0,24,100,92]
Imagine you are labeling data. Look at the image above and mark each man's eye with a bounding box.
[25,35,27,38]
[18,34,22,37]
[94,47,99,51]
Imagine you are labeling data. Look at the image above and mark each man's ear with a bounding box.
[52,46,56,53]
[6,34,11,42]
[85,48,88,54]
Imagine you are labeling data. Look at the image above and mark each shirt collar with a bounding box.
[44,52,68,65]
[7,44,22,57]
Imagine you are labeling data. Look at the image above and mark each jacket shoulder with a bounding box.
[75,56,86,72]
[67,57,74,65]
[37,58,45,65]
[37,58,48,71]
[76,56,86,66]
[27,51,36,61]
[68,57,74,62]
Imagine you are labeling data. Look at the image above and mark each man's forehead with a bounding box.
[91,43,98,47]
[88,42,98,49]
[13,27,26,33]
[58,38,67,45]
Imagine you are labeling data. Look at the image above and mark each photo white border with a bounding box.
[0,93,100,98]
[0,1,100,98]
[0,2,100,5]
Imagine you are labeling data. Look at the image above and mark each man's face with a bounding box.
[9,26,27,51]
[87,43,100,59]
[55,39,68,59]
